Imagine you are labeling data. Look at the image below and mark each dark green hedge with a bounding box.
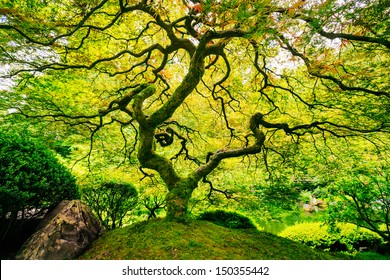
[197,210,257,229]
[0,130,79,218]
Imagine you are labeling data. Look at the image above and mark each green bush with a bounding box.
[82,181,138,230]
[0,130,79,218]
[197,210,257,229]
[279,222,384,252]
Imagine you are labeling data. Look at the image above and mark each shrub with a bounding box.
[0,130,79,218]
[279,222,384,252]
[197,210,257,229]
[82,181,138,230]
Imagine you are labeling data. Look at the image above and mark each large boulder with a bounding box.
[16,200,104,260]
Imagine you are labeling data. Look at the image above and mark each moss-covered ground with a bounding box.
[79,219,343,260]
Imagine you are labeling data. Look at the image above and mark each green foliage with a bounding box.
[279,222,384,253]
[325,168,390,242]
[0,129,79,218]
[248,178,326,234]
[255,182,301,211]
[49,140,73,158]
[197,209,257,229]
[82,181,138,230]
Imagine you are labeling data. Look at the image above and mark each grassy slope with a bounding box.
[79,219,340,260]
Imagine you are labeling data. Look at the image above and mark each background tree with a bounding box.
[82,181,138,229]
[143,194,166,220]
[0,0,389,222]
[326,165,390,242]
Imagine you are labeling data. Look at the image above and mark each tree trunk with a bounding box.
[164,178,197,222]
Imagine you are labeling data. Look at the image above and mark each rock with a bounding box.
[303,196,327,213]
[16,200,104,260]
[303,203,314,213]
[316,199,326,209]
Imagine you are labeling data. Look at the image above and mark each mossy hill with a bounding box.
[79,219,341,260]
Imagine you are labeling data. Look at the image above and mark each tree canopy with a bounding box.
[0,0,389,221]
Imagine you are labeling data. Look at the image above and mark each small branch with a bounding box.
[203,176,236,201]
[194,112,266,180]
[279,35,390,98]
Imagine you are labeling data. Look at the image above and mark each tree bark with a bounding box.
[164,177,198,222]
